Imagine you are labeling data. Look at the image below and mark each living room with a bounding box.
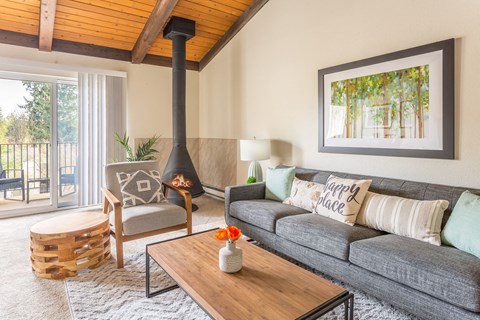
[0,0,479,319]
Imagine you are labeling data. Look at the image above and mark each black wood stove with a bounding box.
[162,17,205,204]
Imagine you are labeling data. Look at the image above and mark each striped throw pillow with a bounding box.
[357,192,449,245]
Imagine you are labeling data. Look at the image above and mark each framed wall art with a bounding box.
[318,39,454,159]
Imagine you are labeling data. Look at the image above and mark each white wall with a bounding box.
[199,0,480,188]
[0,43,199,140]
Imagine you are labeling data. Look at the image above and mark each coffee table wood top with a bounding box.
[147,230,347,320]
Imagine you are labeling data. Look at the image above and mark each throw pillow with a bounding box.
[314,175,372,226]
[441,191,480,258]
[357,192,449,246]
[283,177,324,212]
[265,166,296,202]
[116,170,167,207]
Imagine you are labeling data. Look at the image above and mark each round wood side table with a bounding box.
[30,211,111,279]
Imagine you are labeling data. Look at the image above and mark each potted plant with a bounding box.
[114,132,160,161]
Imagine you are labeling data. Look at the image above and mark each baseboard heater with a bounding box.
[202,184,225,200]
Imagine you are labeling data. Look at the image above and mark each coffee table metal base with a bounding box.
[300,292,354,320]
[145,235,355,319]
[145,253,179,298]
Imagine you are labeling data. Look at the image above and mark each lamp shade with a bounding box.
[240,139,270,161]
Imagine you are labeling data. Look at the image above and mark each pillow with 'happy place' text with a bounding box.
[314,175,371,226]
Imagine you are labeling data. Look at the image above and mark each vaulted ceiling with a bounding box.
[0,0,268,70]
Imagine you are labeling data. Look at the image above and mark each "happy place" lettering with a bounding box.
[316,177,361,216]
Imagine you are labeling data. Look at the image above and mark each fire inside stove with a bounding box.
[170,174,193,188]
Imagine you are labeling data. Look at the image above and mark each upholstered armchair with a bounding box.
[102,161,192,268]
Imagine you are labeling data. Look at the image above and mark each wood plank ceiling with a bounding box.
[0,0,268,71]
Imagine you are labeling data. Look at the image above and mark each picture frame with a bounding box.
[318,39,454,159]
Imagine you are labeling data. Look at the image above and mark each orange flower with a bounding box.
[215,229,228,241]
[215,226,242,242]
[226,226,242,241]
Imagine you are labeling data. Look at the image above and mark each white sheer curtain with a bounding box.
[78,73,126,206]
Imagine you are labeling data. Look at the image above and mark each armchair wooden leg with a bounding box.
[115,234,124,269]
[187,218,192,235]
[185,197,192,235]
[114,206,124,268]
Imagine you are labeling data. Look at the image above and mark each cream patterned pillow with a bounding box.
[116,170,167,207]
[314,175,372,226]
[283,178,324,212]
[357,192,449,245]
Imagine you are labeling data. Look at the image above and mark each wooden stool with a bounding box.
[30,211,111,279]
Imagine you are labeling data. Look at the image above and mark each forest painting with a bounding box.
[318,39,454,159]
[328,65,429,140]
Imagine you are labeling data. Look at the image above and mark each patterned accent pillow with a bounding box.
[116,170,167,208]
[357,192,449,246]
[314,175,372,226]
[283,178,324,212]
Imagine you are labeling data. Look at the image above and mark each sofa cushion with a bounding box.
[116,170,166,207]
[265,166,296,201]
[111,203,186,236]
[283,177,324,212]
[442,190,480,259]
[314,175,372,226]
[357,191,449,245]
[276,213,384,261]
[350,234,480,312]
[229,200,308,232]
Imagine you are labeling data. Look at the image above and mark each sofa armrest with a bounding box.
[225,182,266,220]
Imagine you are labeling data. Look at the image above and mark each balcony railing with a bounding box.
[0,142,78,180]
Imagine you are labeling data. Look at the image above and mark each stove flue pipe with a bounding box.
[171,33,187,148]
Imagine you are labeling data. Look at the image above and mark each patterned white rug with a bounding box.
[66,244,417,320]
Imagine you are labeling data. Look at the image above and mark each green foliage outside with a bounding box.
[0,81,78,144]
[114,132,160,162]
[0,81,78,176]
[246,176,257,184]
[57,83,79,142]
[19,81,51,142]
[330,65,429,139]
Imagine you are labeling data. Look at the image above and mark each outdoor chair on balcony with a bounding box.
[59,165,77,197]
[0,162,25,201]
[102,161,192,268]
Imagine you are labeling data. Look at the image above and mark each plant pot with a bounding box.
[219,241,243,273]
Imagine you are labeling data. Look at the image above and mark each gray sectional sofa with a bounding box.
[224,167,480,320]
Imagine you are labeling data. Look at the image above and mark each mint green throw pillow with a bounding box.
[441,191,480,259]
[265,167,296,202]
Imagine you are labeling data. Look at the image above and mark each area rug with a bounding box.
[66,247,417,320]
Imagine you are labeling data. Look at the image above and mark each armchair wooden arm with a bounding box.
[102,187,121,214]
[162,182,192,234]
[101,187,123,237]
[101,188,123,233]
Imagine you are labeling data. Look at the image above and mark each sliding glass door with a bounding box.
[0,75,79,217]
[56,82,78,208]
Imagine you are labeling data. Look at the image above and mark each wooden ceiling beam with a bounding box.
[0,29,199,71]
[131,0,179,64]
[0,30,38,49]
[39,0,58,52]
[143,54,199,71]
[199,0,269,71]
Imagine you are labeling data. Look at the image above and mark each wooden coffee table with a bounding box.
[146,230,354,319]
